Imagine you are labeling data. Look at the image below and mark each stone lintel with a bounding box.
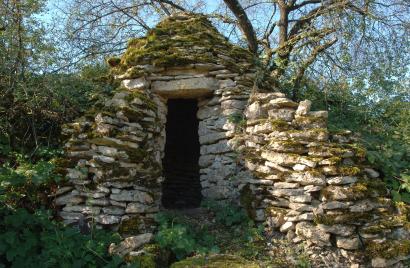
[151,77,217,99]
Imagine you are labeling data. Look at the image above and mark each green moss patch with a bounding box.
[338,166,361,176]
[361,215,410,234]
[125,243,171,267]
[366,240,410,259]
[123,89,157,111]
[170,254,260,268]
[294,115,327,127]
[308,144,351,158]
[270,119,292,131]
[314,211,373,225]
[321,179,387,202]
[118,216,142,235]
[110,14,254,77]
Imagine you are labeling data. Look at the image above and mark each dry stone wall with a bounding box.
[57,62,255,231]
[58,85,166,234]
[121,63,255,203]
[55,12,410,267]
[233,92,410,267]
[196,73,253,201]
[56,12,257,233]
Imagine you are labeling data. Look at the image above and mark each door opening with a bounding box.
[161,99,202,209]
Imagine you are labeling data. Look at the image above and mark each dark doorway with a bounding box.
[162,99,202,209]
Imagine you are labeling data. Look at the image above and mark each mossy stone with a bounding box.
[110,14,254,77]
[314,211,373,225]
[123,90,158,112]
[338,166,361,176]
[362,213,410,234]
[170,254,260,268]
[366,240,410,259]
[118,216,142,235]
[269,119,291,131]
[126,244,171,267]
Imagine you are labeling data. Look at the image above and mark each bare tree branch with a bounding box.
[292,37,337,99]
[223,0,258,54]
[154,0,186,12]
[290,0,322,10]
[156,1,172,16]
[55,0,409,94]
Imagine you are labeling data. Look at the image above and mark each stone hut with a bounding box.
[58,13,410,267]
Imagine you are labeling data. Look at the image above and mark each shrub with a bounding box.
[154,202,265,262]
[154,212,219,260]
[0,154,62,210]
[0,208,123,268]
[201,200,249,227]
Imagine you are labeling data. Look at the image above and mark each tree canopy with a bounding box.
[56,0,409,96]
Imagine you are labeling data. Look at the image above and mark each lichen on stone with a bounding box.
[314,211,373,225]
[366,240,410,259]
[110,13,254,77]
[170,254,260,268]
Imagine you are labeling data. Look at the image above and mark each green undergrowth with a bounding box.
[0,147,132,268]
[170,254,260,268]
[0,147,65,210]
[153,201,268,264]
[153,200,312,267]
[0,208,125,268]
[227,113,247,131]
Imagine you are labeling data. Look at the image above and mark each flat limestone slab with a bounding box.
[151,77,217,98]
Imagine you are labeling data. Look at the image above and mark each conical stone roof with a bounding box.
[109,13,255,79]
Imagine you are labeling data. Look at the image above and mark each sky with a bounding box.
[30,0,410,83]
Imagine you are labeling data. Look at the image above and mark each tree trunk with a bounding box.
[223,0,258,54]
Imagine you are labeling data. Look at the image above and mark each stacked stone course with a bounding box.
[58,85,166,234]
[234,92,410,267]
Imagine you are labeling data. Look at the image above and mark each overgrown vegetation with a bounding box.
[1,5,119,265]
[154,200,313,267]
[0,208,124,268]
[154,211,220,260]
[154,201,264,260]
[0,146,127,267]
